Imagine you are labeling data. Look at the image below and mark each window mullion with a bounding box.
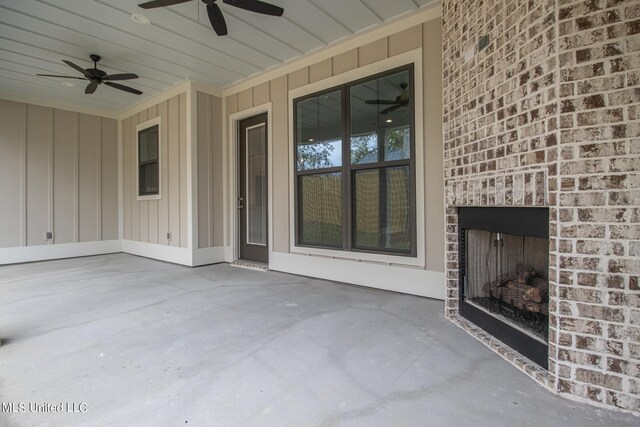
[342,86,351,251]
[378,128,385,163]
[296,166,342,176]
[379,167,387,249]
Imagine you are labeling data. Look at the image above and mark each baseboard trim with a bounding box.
[121,240,192,266]
[121,240,226,267]
[193,246,226,266]
[0,240,122,265]
[269,252,445,300]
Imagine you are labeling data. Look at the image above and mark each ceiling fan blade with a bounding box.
[223,0,284,16]
[139,0,193,9]
[380,104,402,115]
[105,81,143,95]
[63,60,90,77]
[207,3,228,36]
[365,99,397,105]
[85,81,99,94]
[36,74,86,79]
[104,73,139,81]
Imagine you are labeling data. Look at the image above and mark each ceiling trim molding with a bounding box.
[119,79,225,121]
[0,91,120,119]
[190,81,224,98]
[119,80,191,120]
[221,1,442,98]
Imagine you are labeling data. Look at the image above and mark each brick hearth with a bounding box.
[442,0,639,414]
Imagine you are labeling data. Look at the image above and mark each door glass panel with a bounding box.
[246,125,267,246]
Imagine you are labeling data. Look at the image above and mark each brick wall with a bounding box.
[442,0,639,414]
[556,0,639,412]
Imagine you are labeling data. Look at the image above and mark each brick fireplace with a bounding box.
[442,0,639,414]
[458,207,551,368]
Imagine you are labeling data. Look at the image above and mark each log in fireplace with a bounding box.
[459,207,550,368]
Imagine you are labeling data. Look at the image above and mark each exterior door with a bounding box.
[239,113,268,263]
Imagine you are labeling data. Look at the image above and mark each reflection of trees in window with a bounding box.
[386,128,410,159]
[297,141,336,170]
[387,128,407,150]
[350,134,377,164]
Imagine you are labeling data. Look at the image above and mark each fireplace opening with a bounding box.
[459,207,549,368]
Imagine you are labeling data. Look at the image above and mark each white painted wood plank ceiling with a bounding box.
[0,0,436,113]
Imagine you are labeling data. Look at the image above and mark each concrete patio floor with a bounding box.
[0,254,637,426]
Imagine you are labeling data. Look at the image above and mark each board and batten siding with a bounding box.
[197,92,224,249]
[224,21,445,273]
[0,99,118,248]
[122,93,188,248]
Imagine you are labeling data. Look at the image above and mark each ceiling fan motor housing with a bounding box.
[87,55,106,81]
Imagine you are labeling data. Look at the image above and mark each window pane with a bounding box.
[299,173,342,247]
[384,127,410,161]
[296,90,342,170]
[350,70,411,165]
[354,166,411,252]
[385,166,411,250]
[353,169,380,248]
[139,163,159,195]
[246,126,267,246]
[139,126,158,163]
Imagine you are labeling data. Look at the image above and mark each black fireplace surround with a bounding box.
[458,207,550,368]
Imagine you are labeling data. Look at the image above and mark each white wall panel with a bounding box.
[53,109,78,244]
[0,100,26,248]
[0,100,118,251]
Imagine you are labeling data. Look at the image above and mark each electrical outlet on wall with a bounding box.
[44,231,53,241]
[166,232,172,241]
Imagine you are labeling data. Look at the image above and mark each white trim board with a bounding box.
[122,240,192,265]
[136,117,163,201]
[121,240,225,267]
[192,246,226,267]
[226,103,274,264]
[270,252,445,300]
[187,84,198,251]
[0,92,121,119]
[0,240,122,265]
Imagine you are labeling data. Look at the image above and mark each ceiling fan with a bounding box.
[365,83,410,115]
[37,55,143,95]
[138,0,284,36]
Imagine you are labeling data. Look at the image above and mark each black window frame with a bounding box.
[293,64,416,257]
[138,124,160,197]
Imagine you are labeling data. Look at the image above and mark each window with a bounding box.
[137,122,160,198]
[294,65,415,256]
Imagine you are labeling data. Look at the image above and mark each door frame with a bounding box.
[226,103,273,264]
[239,115,269,263]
